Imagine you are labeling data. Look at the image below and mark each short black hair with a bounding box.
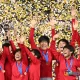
[14,48,21,55]
[63,45,75,55]
[57,39,69,45]
[31,49,41,59]
[38,35,50,44]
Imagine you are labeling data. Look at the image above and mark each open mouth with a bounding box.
[16,56,20,58]
[60,47,64,48]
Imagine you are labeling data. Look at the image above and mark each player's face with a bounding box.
[63,48,72,58]
[39,41,49,50]
[15,51,22,61]
[58,41,67,53]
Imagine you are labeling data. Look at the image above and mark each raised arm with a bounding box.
[77,34,80,47]
[21,44,39,64]
[18,36,39,64]
[49,19,57,48]
[4,47,13,65]
[72,19,80,47]
[9,40,16,52]
[71,19,80,47]
[70,18,79,47]
[7,30,16,52]
[50,47,62,62]
[50,32,60,49]
[18,43,28,66]
[29,20,38,49]
[49,19,56,37]
[29,28,37,49]
[50,37,62,61]
[70,7,79,47]
[1,47,7,64]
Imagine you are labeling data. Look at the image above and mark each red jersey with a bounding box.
[50,46,80,80]
[29,28,55,78]
[5,47,28,80]
[0,47,7,80]
[12,62,28,80]
[21,44,40,80]
[70,19,79,47]
[0,61,5,80]
[54,18,79,80]
[4,41,15,80]
[10,40,28,66]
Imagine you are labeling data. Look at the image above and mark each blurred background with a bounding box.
[0,0,80,47]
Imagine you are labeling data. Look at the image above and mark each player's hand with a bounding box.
[71,7,77,17]
[2,70,5,73]
[30,20,37,28]
[73,19,78,30]
[24,72,27,75]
